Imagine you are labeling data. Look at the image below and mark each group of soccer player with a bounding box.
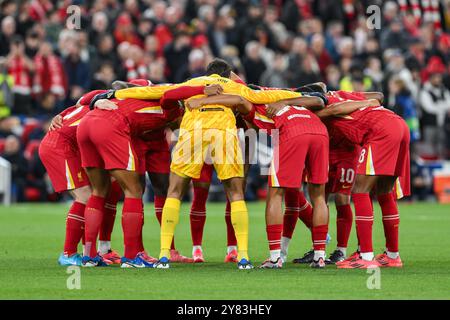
[39,58,409,270]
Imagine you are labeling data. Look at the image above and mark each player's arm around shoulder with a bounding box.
[186,93,253,116]
[264,95,325,118]
[315,99,380,118]
[115,84,181,100]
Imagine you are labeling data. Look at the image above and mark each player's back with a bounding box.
[42,104,90,151]
[325,90,397,145]
[254,104,327,142]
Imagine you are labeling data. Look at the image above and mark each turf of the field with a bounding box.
[0,201,449,300]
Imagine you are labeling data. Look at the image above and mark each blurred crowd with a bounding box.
[0,0,449,202]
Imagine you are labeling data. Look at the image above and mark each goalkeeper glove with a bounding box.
[89,90,116,110]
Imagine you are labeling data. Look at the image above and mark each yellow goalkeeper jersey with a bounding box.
[114,74,302,131]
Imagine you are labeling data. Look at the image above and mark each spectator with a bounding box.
[89,11,109,45]
[24,30,40,58]
[388,76,421,145]
[90,34,120,74]
[242,41,267,85]
[291,53,321,87]
[91,62,116,90]
[0,57,14,118]
[310,33,333,79]
[0,116,21,138]
[0,1,17,21]
[0,15,16,56]
[33,42,66,103]
[207,11,238,57]
[419,58,450,157]
[114,13,142,47]
[175,49,206,82]
[365,56,383,91]
[380,17,411,52]
[164,31,191,82]
[148,59,167,84]
[7,36,34,115]
[63,39,90,106]
[260,53,288,89]
[0,135,28,202]
[122,44,148,81]
[340,62,373,91]
[325,64,341,91]
[324,21,344,63]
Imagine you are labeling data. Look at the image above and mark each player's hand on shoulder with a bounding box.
[95,99,118,111]
[49,115,63,131]
[186,98,203,110]
[204,84,223,96]
[266,101,286,118]
[89,90,116,110]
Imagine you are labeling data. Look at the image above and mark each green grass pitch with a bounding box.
[0,201,449,299]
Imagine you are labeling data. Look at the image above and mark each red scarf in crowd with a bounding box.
[398,0,442,31]
[33,54,66,98]
[8,56,32,95]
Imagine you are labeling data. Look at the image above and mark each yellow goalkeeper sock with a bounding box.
[230,200,249,261]
[160,198,180,259]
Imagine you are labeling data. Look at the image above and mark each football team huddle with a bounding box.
[39,58,410,270]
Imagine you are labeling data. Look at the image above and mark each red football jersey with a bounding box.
[325,90,396,145]
[244,104,327,142]
[57,105,91,143]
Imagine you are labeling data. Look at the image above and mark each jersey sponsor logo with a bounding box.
[199,107,224,112]
[287,114,311,120]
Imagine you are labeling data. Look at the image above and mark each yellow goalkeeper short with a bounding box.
[170,128,244,181]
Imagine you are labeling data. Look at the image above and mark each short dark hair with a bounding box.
[296,83,326,94]
[205,58,232,78]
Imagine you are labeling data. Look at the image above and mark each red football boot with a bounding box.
[224,249,238,263]
[335,251,360,267]
[139,251,158,263]
[337,257,381,269]
[170,249,194,263]
[101,250,121,265]
[375,253,403,268]
[192,248,205,263]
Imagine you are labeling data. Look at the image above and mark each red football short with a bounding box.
[133,134,171,175]
[269,134,329,188]
[39,132,89,193]
[326,145,360,195]
[77,110,139,171]
[357,115,410,180]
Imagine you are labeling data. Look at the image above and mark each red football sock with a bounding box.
[352,193,374,253]
[378,192,400,253]
[100,181,122,242]
[224,199,237,246]
[122,197,144,259]
[282,188,300,239]
[84,195,105,258]
[190,186,208,246]
[336,204,353,248]
[312,224,328,251]
[154,195,175,250]
[266,224,283,251]
[64,201,85,256]
[298,192,313,230]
